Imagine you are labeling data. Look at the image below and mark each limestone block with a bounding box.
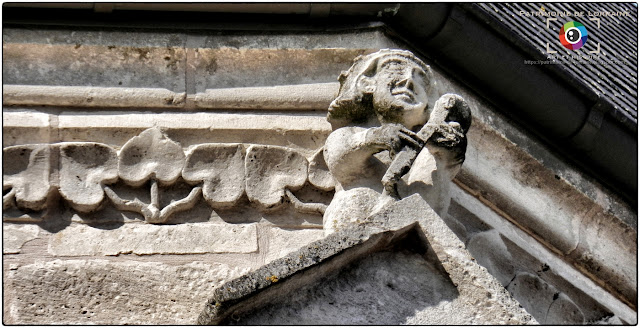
[245,145,308,209]
[3,42,186,92]
[59,143,118,212]
[2,224,40,254]
[466,230,515,286]
[192,47,384,92]
[48,223,257,256]
[545,293,585,324]
[118,127,185,187]
[55,111,331,150]
[183,144,245,208]
[2,110,50,147]
[263,227,325,264]
[3,144,50,211]
[4,259,250,325]
[307,148,336,191]
[507,272,558,322]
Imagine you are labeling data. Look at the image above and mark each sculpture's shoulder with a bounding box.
[324,125,370,159]
[326,126,368,142]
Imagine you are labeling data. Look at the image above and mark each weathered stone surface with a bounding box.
[5,138,332,222]
[506,273,558,322]
[48,223,257,256]
[245,145,308,209]
[589,315,624,325]
[4,260,250,325]
[232,251,459,325]
[2,110,50,147]
[3,144,51,211]
[451,186,637,324]
[104,127,202,223]
[50,111,331,150]
[59,143,118,212]
[118,127,185,187]
[467,230,515,286]
[307,148,336,191]
[262,227,324,264]
[198,218,419,324]
[194,83,338,110]
[192,47,389,92]
[451,97,637,305]
[3,42,186,92]
[3,85,186,108]
[368,195,535,324]
[2,224,40,254]
[183,143,245,208]
[545,293,585,324]
[3,25,635,326]
[198,195,535,325]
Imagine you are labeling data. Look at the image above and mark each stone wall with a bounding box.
[3,25,636,324]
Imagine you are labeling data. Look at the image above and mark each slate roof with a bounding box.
[475,2,638,123]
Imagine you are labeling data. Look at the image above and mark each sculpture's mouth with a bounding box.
[391,90,416,103]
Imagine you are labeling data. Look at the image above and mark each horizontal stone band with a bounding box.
[48,223,258,256]
[194,83,339,110]
[3,83,339,110]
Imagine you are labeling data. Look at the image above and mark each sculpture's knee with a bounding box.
[323,188,380,235]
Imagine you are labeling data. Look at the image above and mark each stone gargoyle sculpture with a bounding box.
[323,49,471,234]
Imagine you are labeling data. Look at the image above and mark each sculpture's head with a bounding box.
[328,49,437,130]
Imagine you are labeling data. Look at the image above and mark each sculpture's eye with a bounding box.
[414,70,429,87]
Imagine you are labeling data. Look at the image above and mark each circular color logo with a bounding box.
[559,21,588,50]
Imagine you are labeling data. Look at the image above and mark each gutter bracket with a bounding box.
[569,98,608,152]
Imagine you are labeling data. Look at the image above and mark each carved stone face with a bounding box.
[368,58,430,128]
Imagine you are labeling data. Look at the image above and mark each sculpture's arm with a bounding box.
[382,94,470,198]
[324,125,422,186]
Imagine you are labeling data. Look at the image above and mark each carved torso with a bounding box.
[321,49,471,234]
[323,125,461,233]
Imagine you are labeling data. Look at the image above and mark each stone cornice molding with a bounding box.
[3,83,339,110]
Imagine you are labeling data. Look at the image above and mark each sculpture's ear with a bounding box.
[357,75,375,94]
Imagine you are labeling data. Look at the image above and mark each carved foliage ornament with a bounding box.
[3,127,335,223]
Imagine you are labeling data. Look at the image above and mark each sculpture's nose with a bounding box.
[396,71,415,92]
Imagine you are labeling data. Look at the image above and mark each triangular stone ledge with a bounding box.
[197,194,536,325]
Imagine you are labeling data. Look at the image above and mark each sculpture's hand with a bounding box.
[398,127,425,149]
[429,121,465,148]
[366,123,424,157]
